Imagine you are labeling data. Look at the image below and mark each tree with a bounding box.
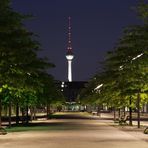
[79,1,148,127]
[36,73,65,118]
[0,0,55,127]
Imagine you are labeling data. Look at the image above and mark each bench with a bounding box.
[92,111,97,116]
[144,127,148,134]
[0,127,7,135]
[92,111,101,116]
[119,115,129,125]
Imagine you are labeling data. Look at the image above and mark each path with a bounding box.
[0,112,148,148]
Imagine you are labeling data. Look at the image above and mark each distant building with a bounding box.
[60,81,87,103]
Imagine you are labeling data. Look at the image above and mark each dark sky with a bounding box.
[11,0,141,81]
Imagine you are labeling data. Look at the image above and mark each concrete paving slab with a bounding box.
[0,113,148,148]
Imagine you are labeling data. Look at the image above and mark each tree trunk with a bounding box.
[0,97,2,128]
[26,106,29,125]
[30,107,33,121]
[33,107,36,120]
[129,98,133,126]
[114,107,116,121]
[97,105,100,116]
[8,99,11,128]
[21,108,25,124]
[46,104,49,119]
[16,103,19,125]
[4,105,8,116]
[47,104,51,119]
[123,107,126,117]
[118,108,121,119]
[137,92,140,128]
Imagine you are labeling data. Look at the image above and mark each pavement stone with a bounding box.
[0,112,148,148]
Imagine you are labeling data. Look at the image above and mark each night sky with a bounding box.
[11,0,141,81]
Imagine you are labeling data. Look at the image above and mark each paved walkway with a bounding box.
[0,112,148,148]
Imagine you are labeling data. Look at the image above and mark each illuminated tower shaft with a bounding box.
[67,56,73,82]
[66,17,74,82]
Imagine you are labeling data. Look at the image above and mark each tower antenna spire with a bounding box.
[67,16,72,52]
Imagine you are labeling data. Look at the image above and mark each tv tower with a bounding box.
[66,17,74,82]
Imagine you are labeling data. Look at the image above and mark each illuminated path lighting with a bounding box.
[94,84,103,91]
[132,53,144,61]
[119,53,144,71]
